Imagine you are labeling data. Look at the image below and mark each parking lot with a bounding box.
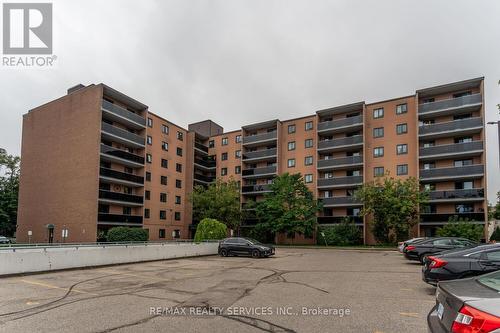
[0,248,435,333]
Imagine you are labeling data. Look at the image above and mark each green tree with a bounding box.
[255,173,321,240]
[436,216,484,242]
[190,178,241,230]
[194,218,227,242]
[0,148,20,236]
[490,226,500,242]
[492,191,500,220]
[355,175,427,244]
[317,218,361,246]
[106,227,148,242]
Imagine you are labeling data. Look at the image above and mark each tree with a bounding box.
[492,191,500,220]
[355,175,427,243]
[490,226,500,242]
[317,218,361,246]
[194,218,227,242]
[0,148,20,236]
[255,173,321,239]
[190,178,241,230]
[436,217,484,242]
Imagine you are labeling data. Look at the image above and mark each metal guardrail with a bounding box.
[101,100,146,126]
[242,148,277,160]
[419,141,483,157]
[317,135,363,150]
[418,94,482,114]
[418,117,483,136]
[242,131,277,145]
[317,115,363,132]
[317,155,363,169]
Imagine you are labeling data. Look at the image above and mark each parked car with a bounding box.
[0,236,11,244]
[404,237,478,264]
[422,244,500,285]
[427,270,500,333]
[398,237,427,253]
[218,237,275,258]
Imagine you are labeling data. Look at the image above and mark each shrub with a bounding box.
[106,227,148,242]
[194,218,227,242]
[490,226,500,242]
[436,217,484,242]
[317,219,362,246]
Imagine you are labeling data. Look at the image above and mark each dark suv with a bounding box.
[218,237,275,258]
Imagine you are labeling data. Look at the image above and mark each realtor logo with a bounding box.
[3,3,52,54]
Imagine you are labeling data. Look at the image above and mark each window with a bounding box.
[423,98,435,104]
[160,176,167,185]
[305,139,313,148]
[424,184,436,191]
[396,123,408,135]
[304,174,313,183]
[160,210,166,220]
[374,167,384,177]
[304,156,313,166]
[288,159,296,168]
[176,179,182,188]
[396,144,408,155]
[208,140,215,148]
[173,229,180,239]
[397,164,408,175]
[347,170,361,176]
[235,166,241,174]
[160,193,167,203]
[176,147,183,157]
[423,162,435,170]
[235,150,241,159]
[373,127,384,138]
[98,204,109,213]
[147,135,152,145]
[146,172,151,182]
[454,159,473,167]
[288,124,296,134]
[221,167,228,176]
[288,141,296,151]
[146,154,152,163]
[373,147,384,157]
[455,204,474,213]
[221,152,228,161]
[161,159,168,168]
[453,91,472,98]
[373,108,384,119]
[396,103,407,115]
[423,141,435,148]
[455,137,473,144]
[175,196,181,204]
[485,250,500,261]
[159,229,165,239]
[305,121,313,131]
[455,181,473,190]
[222,137,228,146]
[235,135,242,143]
[176,163,182,173]
[176,131,183,141]
[145,190,150,200]
[144,208,150,219]
[147,117,153,127]
[174,212,181,221]
[161,124,169,134]
[161,142,168,151]
[123,207,131,215]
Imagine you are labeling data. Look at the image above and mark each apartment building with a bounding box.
[16,77,488,244]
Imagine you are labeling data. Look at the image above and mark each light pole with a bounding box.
[487,121,500,165]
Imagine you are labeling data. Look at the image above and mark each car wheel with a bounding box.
[419,254,428,265]
[220,249,228,257]
[252,250,260,258]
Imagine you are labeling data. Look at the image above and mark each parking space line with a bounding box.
[19,279,99,296]
[399,312,420,318]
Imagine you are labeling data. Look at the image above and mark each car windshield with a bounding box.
[477,271,500,292]
[245,238,262,245]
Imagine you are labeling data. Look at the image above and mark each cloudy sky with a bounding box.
[1,0,499,201]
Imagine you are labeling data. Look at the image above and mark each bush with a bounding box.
[317,219,362,246]
[194,218,227,242]
[490,226,500,242]
[106,227,148,242]
[436,217,484,242]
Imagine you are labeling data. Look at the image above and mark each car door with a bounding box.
[479,249,500,274]
[233,238,249,255]
[431,238,454,253]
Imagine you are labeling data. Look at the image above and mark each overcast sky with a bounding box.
[1,0,499,202]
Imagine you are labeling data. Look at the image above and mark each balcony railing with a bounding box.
[317,216,364,225]
[418,94,482,115]
[317,115,363,133]
[242,148,277,160]
[419,141,483,159]
[317,135,363,151]
[194,157,216,169]
[420,165,484,181]
[101,122,145,147]
[242,131,277,145]
[194,142,209,153]
[100,144,145,165]
[97,213,143,225]
[99,167,144,185]
[194,173,214,183]
[427,188,484,201]
[420,212,485,224]
[418,117,483,137]
[242,166,277,178]
[320,197,362,206]
[98,190,144,204]
[101,100,146,127]
[317,176,363,188]
[317,155,363,169]
[242,184,272,194]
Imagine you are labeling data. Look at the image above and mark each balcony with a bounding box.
[242,184,272,195]
[242,148,277,162]
[419,141,483,161]
[317,155,363,170]
[100,144,145,168]
[427,188,485,203]
[317,216,364,225]
[420,165,484,182]
[101,100,146,129]
[418,93,482,119]
[194,157,216,170]
[320,196,362,207]
[419,212,485,225]
[98,190,143,206]
[242,166,277,179]
[99,167,144,187]
[242,131,277,146]
[317,115,363,134]
[97,213,143,225]
[418,117,483,139]
[101,122,145,148]
[194,173,215,184]
[317,176,363,189]
[317,135,363,153]
[194,142,209,154]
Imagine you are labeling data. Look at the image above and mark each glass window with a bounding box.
[305,121,313,131]
[221,152,228,161]
[175,196,181,204]
[161,124,169,134]
[288,159,296,168]
[176,131,183,141]
[235,166,241,174]
[396,123,408,135]
[175,212,181,221]
[222,137,228,146]
[396,144,408,155]
[147,136,152,145]
[455,204,474,213]
[373,127,384,138]
[176,163,182,172]
[160,210,166,220]
[396,103,407,114]
[160,193,167,203]
[455,137,473,144]
[160,176,167,185]
[235,135,242,143]
[485,250,500,261]
[374,167,384,177]
[159,229,165,238]
[146,154,152,163]
[477,271,500,292]
[454,159,473,167]
[235,150,241,159]
[304,174,313,183]
[288,124,296,134]
[373,108,384,119]
[145,190,150,200]
[147,118,153,127]
[397,164,408,175]
[161,158,168,168]
[373,147,384,157]
[221,168,227,176]
[161,142,168,151]
[304,156,313,166]
[305,139,313,148]
[144,208,150,219]
[208,140,215,148]
[145,172,151,182]
[433,239,452,246]
[175,179,182,188]
[288,141,296,151]
[176,147,183,157]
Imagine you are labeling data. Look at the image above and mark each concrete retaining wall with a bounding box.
[0,242,219,276]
